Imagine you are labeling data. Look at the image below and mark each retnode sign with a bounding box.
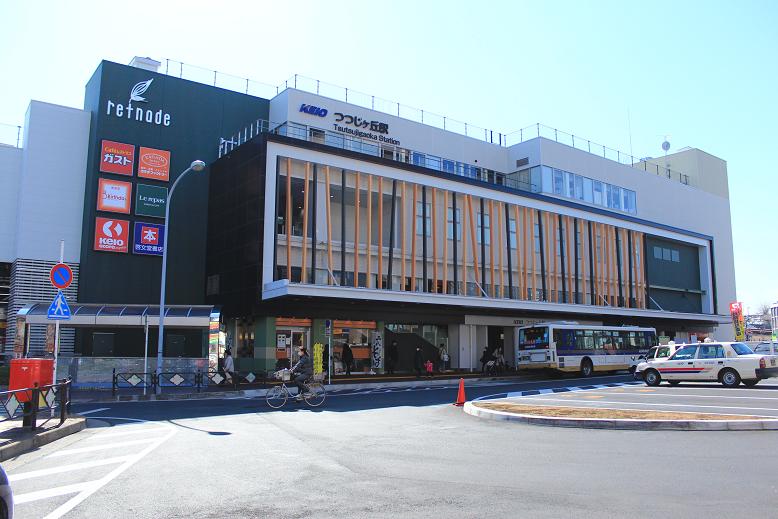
[105,79,172,127]
[138,147,171,181]
[94,217,129,253]
[99,140,135,176]
[97,178,132,214]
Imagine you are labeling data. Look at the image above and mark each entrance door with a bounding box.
[276,328,310,368]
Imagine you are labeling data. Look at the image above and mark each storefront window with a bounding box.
[331,321,376,374]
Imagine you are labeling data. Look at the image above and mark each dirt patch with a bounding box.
[474,401,764,421]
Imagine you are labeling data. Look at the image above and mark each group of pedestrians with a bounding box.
[479,346,507,374]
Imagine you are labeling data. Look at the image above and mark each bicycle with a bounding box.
[265,369,326,408]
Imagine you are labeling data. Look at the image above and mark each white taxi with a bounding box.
[635,341,778,388]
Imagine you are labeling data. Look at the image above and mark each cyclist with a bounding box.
[290,345,313,401]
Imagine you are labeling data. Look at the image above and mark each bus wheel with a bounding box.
[580,358,593,377]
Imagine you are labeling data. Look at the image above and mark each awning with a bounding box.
[17,303,219,328]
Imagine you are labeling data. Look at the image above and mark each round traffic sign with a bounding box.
[50,263,73,289]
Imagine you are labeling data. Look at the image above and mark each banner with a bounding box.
[132,222,165,256]
[99,140,135,176]
[97,178,132,214]
[135,183,168,218]
[729,302,745,341]
[138,147,171,181]
[313,343,323,374]
[372,331,383,369]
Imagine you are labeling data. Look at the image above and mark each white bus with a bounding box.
[516,322,657,377]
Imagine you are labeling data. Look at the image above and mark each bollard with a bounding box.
[30,383,40,431]
[59,379,69,424]
[112,368,117,397]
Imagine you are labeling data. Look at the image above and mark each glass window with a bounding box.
[553,169,565,195]
[698,345,725,359]
[541,166,553,193]
[731,343,754,355]
[593,181,603,206]
[519,327,549,349]
[447,207,462,240]
[509,217,517,248]
[574,175,584,200]
[671,345,698,360]
[583,177,593,203]
[416,201,431,236]
[654,246,662,259]
[442,160,456,174]
[477,212,490,245]
[566,172,575,198]
[610,185,622,209]
[671,250,680,262]
[655,346,671,359]
[412,152,425,166]
[662,248,671,261]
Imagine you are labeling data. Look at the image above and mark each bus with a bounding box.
[516,322,656,377]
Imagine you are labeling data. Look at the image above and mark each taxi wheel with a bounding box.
[720,369,741,388]
[644,369,661,386]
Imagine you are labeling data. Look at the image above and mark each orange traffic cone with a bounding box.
[453,378,466,406]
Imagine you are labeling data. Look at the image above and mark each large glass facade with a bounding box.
[274,156,660,309]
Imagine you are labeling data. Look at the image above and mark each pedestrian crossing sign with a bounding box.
[47,290,71,320]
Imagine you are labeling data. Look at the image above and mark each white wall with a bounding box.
[0,145,23,262]
[15,101,91,263]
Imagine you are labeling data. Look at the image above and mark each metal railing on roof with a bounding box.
[0,122,23,148]
[163,59,690,186]
[506,123,690,185]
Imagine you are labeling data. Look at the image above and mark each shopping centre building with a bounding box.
[0,57,736,382]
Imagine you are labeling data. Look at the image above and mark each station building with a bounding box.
[0,57,735,382]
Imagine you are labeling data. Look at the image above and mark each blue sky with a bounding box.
[1,0,775,313]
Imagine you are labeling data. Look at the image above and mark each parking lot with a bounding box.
[492,378,778,418]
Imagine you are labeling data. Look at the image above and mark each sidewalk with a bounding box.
[72,370,530,403]
[0,414,86,462]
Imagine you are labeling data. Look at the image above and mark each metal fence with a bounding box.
[112,369,269,396]
[0,379,72,431]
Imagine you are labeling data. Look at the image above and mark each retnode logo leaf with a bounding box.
[129,79,153,106]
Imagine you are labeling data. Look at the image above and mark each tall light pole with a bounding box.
[156,159,206,394]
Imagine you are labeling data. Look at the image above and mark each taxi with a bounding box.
[635,340,778,387]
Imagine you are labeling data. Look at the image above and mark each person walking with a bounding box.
[386,340,399,375]
[413,346,424,378]
[479,347,490,374]
[438,343,447,373]
[223,348,235,386]
[341,342,354,376]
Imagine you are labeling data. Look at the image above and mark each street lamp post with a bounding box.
[156,159,206,394]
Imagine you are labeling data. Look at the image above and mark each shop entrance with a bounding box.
[275,327,310,369]
[487,326,505,355]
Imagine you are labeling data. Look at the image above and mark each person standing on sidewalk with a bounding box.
[386,340,399,375]
[223,349,235,385]
[413,346,424,378]
[438,343,447,373]
[341,342,354,376]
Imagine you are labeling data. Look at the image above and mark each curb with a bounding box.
[0,416,87,462]
[462,402,778,431]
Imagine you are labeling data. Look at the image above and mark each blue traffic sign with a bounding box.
[47,290,71,321]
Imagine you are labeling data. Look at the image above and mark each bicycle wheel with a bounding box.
[266,385,288,408]
[304,382,326,407]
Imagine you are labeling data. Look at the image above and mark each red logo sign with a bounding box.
[99,140,135,176]
[96,178,132,214]
[94,217,129,253]
[140,225,159,245]
[138,147,171,181]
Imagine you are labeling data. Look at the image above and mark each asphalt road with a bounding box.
[4,373,778,519]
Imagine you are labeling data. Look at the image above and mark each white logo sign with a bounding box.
[106,78,171,126]
[102,220,123,238]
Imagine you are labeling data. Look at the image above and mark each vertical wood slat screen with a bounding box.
[366,174,372,288]
[354,172,360,287]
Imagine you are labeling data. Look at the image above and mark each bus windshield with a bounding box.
[519,327,549,350]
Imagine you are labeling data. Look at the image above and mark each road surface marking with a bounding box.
[78,408,110,415]
[48,437,161,457]
[512,396,778,414]
[42,417,176,519]
[610,391,778,401]
[88,426,170,440]
[14,482,94,504]
[9,456,133,482]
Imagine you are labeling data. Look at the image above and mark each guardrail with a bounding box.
[112,369,269,395]
[0,379,72,431]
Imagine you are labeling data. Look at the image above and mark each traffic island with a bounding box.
[0,415,86,461]
[463,401,778,431]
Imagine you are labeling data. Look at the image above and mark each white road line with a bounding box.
[9,456,133,482]
[48,437,161,457]
[511,396,778,414]
[88,427,170,440]
[42,417,176,519]
[600,391,778,401]
[14,481,94,504]
[78,408,110,415]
